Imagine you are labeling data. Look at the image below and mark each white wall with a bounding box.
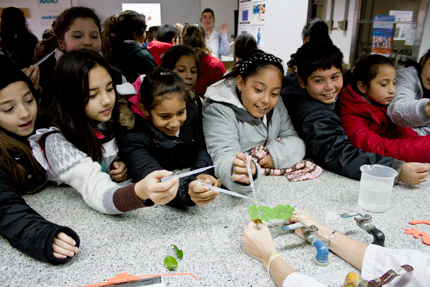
[325,0,357,65]
[256,0,309,66]
[418,4,430,59]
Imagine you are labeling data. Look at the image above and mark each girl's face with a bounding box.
[0,81,37,137]
[148,93,186,136]
[85,65,115,123]
[58,17,101,53]
[236,65,282,118]
[173,55,198,91]
[421,57,430,90]
[201,12,214,30]
[361,65,396,106]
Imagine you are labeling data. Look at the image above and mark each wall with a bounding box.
[324,0,357,65]
[418,4,430,58]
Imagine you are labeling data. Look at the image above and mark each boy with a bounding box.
[281,41,429,185]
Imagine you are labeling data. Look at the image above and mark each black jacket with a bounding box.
[281,73,403,180]
[110,41,157,83]
[118,102,213,209]
[0,147,79,264]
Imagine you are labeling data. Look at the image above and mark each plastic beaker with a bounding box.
[358,164,398,212]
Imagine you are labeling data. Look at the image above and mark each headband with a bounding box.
[239,54,283,75]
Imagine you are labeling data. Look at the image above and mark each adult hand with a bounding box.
[52,232,79,259]
[242,221,278,266]
[188,179,219,205]
[135,170,179,205]
[398,162,430,185]
[196,173,222,187]
[232,152,257,184]
[110,161,128,182]
[219,23,228,34]
[288,210,333,241]
[22,65,41,92]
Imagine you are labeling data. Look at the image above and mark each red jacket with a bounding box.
[147,40,173,65]
[194,53,226,98]
[336,84,430,163]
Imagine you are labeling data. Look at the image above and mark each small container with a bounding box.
[358,164,398,212]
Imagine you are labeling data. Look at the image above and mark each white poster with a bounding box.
[239,3,251,24]
[251,2,266,25]
[37,0,71,26]
[122,3,161,27]
[251,26,265,48]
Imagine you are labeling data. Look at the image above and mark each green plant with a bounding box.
[247,204,294,222]
[164,245,183,271]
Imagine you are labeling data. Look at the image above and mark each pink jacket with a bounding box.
[336,84,430,163]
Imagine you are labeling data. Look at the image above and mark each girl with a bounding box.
[337,54,430,163]
[160,45,199,93]
[388,48,430,136]
[0,56,79,263]
[203,50,306,193]
[234,33,258,61]
[118,67,220,209]
[30,49,179,214]
[30,6,122,111]
[182,23,226,98]
[102,10,157,82]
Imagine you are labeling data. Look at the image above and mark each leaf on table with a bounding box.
[258,206,275,222]
[247,204,258,219]
[172,244,183,260]
[164,255,178,271]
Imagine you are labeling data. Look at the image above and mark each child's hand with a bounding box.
[189,179,219,205]
[258,153,274,168]
[232,152,257,184]
[52,232,79,259]
[425,100,430,117]
[196,174,222,187]
[110,161,128,182]
[242,221,278,265]
[22,65,41,92]
[135,170,179,205]
[288,210,333,242]
[398,163,430,185]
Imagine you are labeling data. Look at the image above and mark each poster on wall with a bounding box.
[371,15,395,56]
[239,3,251,24]
[122,3,161,27]
[37,0,71,26]
[389,10,414,41]
[251,1,266,25]
[251,26,265,48]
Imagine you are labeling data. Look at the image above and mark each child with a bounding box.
[388,48,430,136]
[182,23,226,98]
[29,7,123,111]
[203,50,306,193]
[234,33,258,61]
[337,54,430,163]
[103,10,157,82]
[281,40,430,185]
[30,49,179,214]
[147,24,180,65]
[160,45,198,92]
[0,56,79,263]
[118,68,220,209]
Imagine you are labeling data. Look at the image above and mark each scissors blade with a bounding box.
[160,165,216,182]
[197,182,253,200]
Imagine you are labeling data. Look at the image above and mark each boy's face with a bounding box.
[299,66,343,104]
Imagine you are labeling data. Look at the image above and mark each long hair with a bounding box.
[0,56,44,194]
[102,10,146,62]
[302,18,332,44]
[32,7,101,63]
[182,23,210,60]
[0,7,29,49]
[49,49,119,162]
[234,33,258,60]
[159,45,198,72]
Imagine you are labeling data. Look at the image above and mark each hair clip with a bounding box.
[239,54,283,75]
[160,71,175,76]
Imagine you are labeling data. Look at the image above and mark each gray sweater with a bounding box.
[202,79,305,193]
